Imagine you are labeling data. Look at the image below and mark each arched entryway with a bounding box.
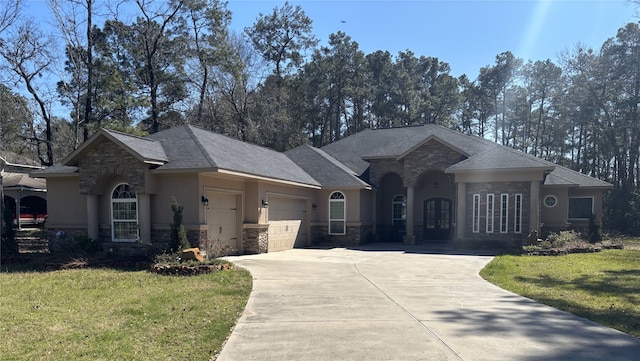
[415,170,455,242]
[376,172,405,242]
[423,198,452,241]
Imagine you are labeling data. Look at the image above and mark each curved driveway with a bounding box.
[218,244,640,361]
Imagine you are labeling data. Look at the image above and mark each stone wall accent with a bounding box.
[45,227,88,253]
[403,141,465,186]
[242,224,269,254]
[311,224,374,247]
[464,182,531,247]
[369,159,405,188]
[78,141,147,194]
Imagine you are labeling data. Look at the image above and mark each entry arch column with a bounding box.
[405,186,415,244]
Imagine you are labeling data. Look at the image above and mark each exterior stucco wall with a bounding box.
[43,176,86,227]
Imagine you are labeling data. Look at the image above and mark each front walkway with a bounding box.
[218,244,640,361]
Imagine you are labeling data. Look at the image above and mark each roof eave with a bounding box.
[445,166,554,174]
[217,169,321,189]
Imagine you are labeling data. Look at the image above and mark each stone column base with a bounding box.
[242,224,269,254]
[403,234,416,245]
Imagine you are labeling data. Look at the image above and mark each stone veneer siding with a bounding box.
[461,182,531,250]
[311,224,374,247]
[242,224,269,254]
[403,141,465,186]
[369,139,464,188]
[78,141,147,194]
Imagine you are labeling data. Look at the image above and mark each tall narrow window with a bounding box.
[514,194,522,234]
[486,193,494,233]
[111,183,138,242]
[329,191,346,235]
[500,193,509,233]
[472,194,480,233]
[392,195,406,227]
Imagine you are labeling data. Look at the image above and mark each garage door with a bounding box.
[268,197,307,252]
[206,191,238,253]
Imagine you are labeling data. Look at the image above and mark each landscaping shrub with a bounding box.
[169,197,190,252]
[588,213,602,243]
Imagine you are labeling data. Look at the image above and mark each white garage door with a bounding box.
[206,191,238,253]
[268,197,307,252]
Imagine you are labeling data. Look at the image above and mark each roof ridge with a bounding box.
[103,128,158,143]
[183,124,218,168]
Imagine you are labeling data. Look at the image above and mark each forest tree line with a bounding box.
[0,0,638,234]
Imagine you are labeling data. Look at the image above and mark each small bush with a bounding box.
[169,197,190,252]
[547,230,582,248]
[73,235,103,256]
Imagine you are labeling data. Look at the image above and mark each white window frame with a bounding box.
[111,182,139,242]
[486,193,494,233]
[500,193,509,234]
[472,194,480,233]
[329,191,346,235]
[514,193,522,234]
[391,194,406,226]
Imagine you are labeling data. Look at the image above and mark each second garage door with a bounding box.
[268,197,307,252]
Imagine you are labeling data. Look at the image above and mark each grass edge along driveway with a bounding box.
[0,267,252,361]
[480,248,640,338]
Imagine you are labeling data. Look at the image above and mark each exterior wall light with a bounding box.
[201,196,209,207]
[262,199,268,207]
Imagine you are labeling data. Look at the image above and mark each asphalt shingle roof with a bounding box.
[32,123,611,190]
[148,125,320,187]
[285,145,370,188]
[321,124,495,176]
[544,165,612,188]
[445,145,556,172]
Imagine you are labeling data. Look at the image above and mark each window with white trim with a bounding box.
[111,183,139,242]
[514,194,522,234]
[329,191,346,235]
[500,193,509,233]
[472,194,480,233]
[568,197,593,219]
[392,195,406,227]
[486,193,494,233]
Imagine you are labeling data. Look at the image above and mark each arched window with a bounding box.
[329,191,345,235]
[392,195,406,227]
[111,183,138,242]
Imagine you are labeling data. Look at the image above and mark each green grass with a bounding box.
[481,247,640,337]
[0,267,252,361]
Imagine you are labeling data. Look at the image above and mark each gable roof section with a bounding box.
[544,165,612,188]
[148,125,320,187]
[285,145,370,188]
[445,145,556,173]
[321,124,496,176]
[63,128,168,166]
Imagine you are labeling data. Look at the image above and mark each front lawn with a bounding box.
[480,247,640,337]
[0,267,252,360]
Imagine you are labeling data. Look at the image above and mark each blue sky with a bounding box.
[20,0,638,79]
[226,0,638,78]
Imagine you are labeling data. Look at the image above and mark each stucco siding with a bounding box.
[44,177,86,226]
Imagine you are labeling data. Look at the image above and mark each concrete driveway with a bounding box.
[217,244,640,361]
